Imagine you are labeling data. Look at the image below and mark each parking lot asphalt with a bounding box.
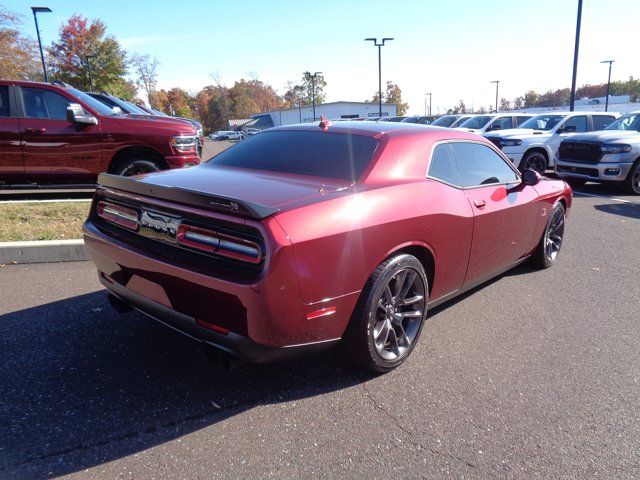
[1,185,639,479]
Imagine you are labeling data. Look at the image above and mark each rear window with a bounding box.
[209,130,378,181]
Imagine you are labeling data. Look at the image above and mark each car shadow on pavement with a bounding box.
[594,203,640,220]
[0,291,370,479]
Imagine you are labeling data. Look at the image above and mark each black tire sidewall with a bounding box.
[521,151,547,174]
[117,159,161,177]
[535,202,566,269]
[351,254,429,372]
[625,161,640,195]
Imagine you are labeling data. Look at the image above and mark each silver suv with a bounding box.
[555,112,640,194]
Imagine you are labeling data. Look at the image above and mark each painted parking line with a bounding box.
[573,190,640,205]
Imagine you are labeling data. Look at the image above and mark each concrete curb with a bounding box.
[0,239,88,265]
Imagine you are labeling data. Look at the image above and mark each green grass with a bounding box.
[0,201,90,242]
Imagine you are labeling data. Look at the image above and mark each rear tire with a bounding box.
[115,158,161,177]
[623,160,640,195]
[532,202,565,269]
[342,254,428,373]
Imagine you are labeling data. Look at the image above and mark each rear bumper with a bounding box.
[83,219,354,361]
[102,276,339,363]
[165,154,201,169]
[555,160,634,182]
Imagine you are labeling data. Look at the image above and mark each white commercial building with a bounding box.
[245,101,397,130]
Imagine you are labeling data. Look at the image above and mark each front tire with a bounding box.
[116,158,161,177]
[623,160,640,195]
[343,254,428,373]
[532,202,566,269]
[520,150,548,174]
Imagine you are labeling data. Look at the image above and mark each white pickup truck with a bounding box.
[483,112,619,173]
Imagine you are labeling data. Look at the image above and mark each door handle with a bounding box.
[473,199,486,209]
[26,128,46,134]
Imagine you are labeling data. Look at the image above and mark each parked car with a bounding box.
[555,111,640,194]
[402,115,438,125]
[484,112,619,173]
[0,80,199,184]
[430,114,464,128]
[87,92,148,115]
[455,113,533,135]
[83,121,571,372]
[244,127,261,136]
[377,116,406,122]
[213,130,243,141]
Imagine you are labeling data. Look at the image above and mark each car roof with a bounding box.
[270,121,484,141]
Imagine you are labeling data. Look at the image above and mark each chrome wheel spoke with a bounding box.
[374,320,391,348]
[392,270,407,298]
[401,310,422,319]
[388,328,400,356]
[401,294,424,306]
[397,270,417,303]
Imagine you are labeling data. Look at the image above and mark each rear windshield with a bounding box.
[208,130,378,181]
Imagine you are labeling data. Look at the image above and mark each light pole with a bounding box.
[303,71,322,121]
[425,93,432,116]
[85,53,97,91]
[365,37,393,118]
[31,7,52,82]
[600,60,614,112]
[569,0,583,111]
[490,80,500,113]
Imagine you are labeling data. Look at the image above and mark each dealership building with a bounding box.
[236,101,397,130]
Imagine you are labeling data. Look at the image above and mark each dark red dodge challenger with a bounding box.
[83,121,572,372]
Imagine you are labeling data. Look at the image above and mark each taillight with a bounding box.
[97,201,139,231]
[177,224,262,264]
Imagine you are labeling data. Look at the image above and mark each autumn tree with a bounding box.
[283,81,306,109]
[367,81,408,115]
[48,15,133,98]
[0,6,40,80]
[513,96,524,110]
[131,53,159,106]
[499,98,511,112]
[301,72,327,105]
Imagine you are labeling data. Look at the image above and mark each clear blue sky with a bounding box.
[5,0,639,114]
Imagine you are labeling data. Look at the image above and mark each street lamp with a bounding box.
[569,0,583,111]
[365,37,393,118]
[600,60,614,112]
[490,80,500,113]
[303,71,322,121]
[31,7,52,82]
[85,53,98,91]
[425,93,432,116]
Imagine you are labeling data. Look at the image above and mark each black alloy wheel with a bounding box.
[521,151,548,174]
[532,202,565,269]
[344,254,428,372]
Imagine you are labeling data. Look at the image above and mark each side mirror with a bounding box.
[558,125,576,134]
[66,103,97,125]
[522,169,542,186]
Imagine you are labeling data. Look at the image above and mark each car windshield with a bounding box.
[209,130,378,181]
[68,88,119,116]
[519,114,566,130]
[605,113,640,132]
[431,115,457,127]
[459,116,492,129]
[122,100,149,115]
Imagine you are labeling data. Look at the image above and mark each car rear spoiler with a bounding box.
[97,173,280,220]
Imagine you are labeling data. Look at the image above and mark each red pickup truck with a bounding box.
[0,80,200,185]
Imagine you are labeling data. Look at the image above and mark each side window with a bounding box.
[563,115,587,133]
[428,143,460,186]
[22,87,70,120]
[593,115,615,131]
[452,142,518,187]
[492,116,513,130]
[0,86,10,117]
[516,116,531,126]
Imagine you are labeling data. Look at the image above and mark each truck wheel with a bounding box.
[342,254,428,373]
[116,158,161,177]
[520,150,548,174]
[531,202,565,269]
[623,161,640,195]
